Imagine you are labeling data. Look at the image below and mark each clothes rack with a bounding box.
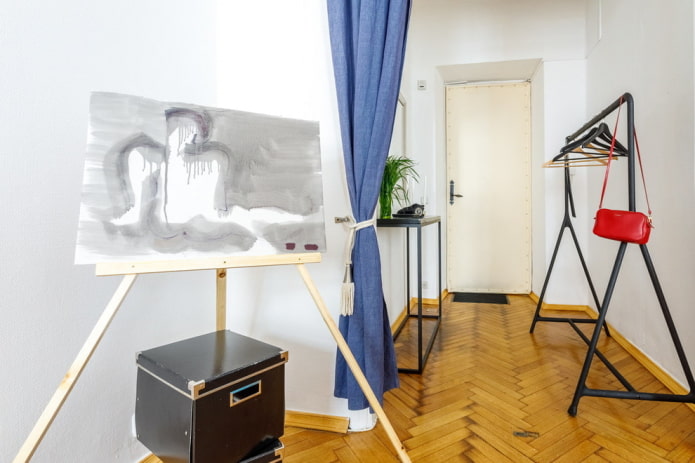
[530,166,607,336]
[529,110,628,339]
[533,93,695,415]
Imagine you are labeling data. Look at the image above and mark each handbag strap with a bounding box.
[597,98,622,208]
[633,129,652,216]
[597,98,651,216]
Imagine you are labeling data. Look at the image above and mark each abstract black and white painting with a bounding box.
[75,92,325,264]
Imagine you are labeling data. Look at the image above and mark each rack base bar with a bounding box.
[567,321,634,392]
[569,241,695,416]
[580,388,695,403]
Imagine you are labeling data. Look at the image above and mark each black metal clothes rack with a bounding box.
[535,93,695,415]
[531,95,631,338]
[529,165,609,337]
[377,216,442,374]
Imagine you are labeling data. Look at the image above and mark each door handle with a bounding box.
[449,180,463,205]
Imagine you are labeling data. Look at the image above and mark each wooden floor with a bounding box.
[282,294,695,462]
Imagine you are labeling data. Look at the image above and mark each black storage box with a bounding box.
[135,330,288,463]
[241,438,284,463]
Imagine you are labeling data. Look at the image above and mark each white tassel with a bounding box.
[339,214,376,317]
[341,282,354,316]
[341,264,354,316]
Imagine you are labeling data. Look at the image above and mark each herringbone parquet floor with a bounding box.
[282,294,695,462]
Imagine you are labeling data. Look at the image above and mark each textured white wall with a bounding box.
[538,60,589,305]
[0,1,219,461]
[5,1,692,461]
[403,0,588,301]
[584,0,695,387]
[215,0,364,422]
[0,3,417,459]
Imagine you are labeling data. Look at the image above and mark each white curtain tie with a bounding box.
[340,215,377,316]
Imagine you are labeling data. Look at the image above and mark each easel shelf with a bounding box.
[95,252,322,276]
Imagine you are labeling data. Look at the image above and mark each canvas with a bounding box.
[75,92,325,264]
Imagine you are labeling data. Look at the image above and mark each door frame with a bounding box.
[444,81,532,294]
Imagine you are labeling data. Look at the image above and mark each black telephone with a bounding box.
[393,203,425,218]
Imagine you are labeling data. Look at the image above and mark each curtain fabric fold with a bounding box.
[327,0,412,410]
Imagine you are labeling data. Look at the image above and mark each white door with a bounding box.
[446,82,531,294]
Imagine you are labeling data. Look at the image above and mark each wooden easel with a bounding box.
[14,253,411,463]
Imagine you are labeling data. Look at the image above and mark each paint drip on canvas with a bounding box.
[75,92,326,264]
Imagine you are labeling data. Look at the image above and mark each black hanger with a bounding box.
[561,122,627,155]
[544,122,628,168]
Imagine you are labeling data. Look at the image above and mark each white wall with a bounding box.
[537,60,591,305]
[0,1,219,461]
[404,0,588,301]
[4,1,692,461]
[215,0,362,421]
[1,0,362,461]
[584,0,695,387]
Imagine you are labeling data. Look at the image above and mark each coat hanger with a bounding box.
[544,122,628,168]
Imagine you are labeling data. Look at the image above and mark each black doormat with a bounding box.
[452,292,508,304]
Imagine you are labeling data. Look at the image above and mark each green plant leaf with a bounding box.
[379,155,419,218]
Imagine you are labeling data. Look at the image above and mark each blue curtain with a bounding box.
[327,0,412,410]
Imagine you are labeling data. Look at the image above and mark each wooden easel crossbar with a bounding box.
[14,253,411,463]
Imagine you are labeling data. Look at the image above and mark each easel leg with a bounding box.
[216,268,227,331]
[295,264,411,463]
[14,274,138,463]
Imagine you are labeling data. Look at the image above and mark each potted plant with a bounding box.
[379,155,419,219]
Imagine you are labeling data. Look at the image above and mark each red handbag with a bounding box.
[593,101,653,244]
[593,208,652,244]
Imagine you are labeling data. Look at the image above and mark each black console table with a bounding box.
[377,216,442,374]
